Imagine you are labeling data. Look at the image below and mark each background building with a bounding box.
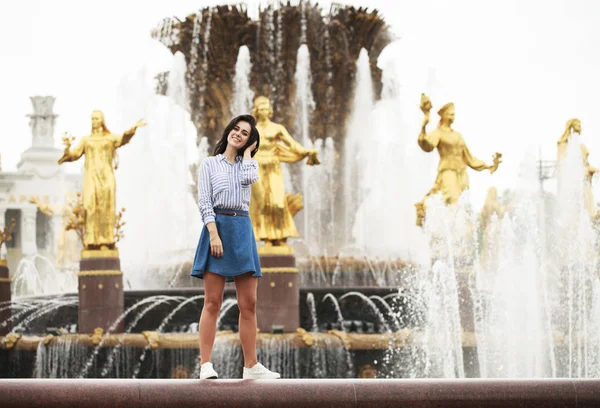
[0,96,81,274]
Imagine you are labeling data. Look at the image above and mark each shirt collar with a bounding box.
[218,154,242,163]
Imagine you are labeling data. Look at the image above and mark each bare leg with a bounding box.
[199,272,226,365]
[234,272,259,368]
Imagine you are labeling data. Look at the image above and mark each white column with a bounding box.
[48,215,61,257]
[21,206,37,256]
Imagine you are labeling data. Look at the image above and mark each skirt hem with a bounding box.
[191,269,261,283]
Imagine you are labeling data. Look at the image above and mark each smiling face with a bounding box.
[227,120,251,150]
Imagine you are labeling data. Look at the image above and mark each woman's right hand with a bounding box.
[210,234,223,258]
[243,140,258,159]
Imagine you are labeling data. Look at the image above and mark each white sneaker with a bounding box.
[242,362,281,379]
[199,362,218,379]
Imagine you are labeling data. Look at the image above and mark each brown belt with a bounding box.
[215,211,249,217]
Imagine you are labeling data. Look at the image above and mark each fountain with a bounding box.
[344,48,375,245]
[1,4,600,397]
[115,51,201,289]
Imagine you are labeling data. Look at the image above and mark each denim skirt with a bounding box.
[191,209,262,282]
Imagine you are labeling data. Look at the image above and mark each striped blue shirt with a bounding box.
[197,154,259,224]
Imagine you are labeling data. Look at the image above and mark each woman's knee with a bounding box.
[237,295,257,315]
[203,297,222,315]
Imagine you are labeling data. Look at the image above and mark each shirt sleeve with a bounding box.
[198,159,216,224]
[240,159,259,185]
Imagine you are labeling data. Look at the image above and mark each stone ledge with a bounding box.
[0,379,598,407]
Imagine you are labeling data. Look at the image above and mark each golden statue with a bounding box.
[415,94,502,226]
[58,110,145,250]
[478,187,510,266]
[29,196,81,266]
[251,96,319,252]
[0,218,16,264]
[62,192,86,248]
[557,118,597,217]
[479,187,508,235]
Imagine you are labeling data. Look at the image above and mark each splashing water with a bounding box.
[343,48,374,245]
[295,43,316,241]
[350,60,428,263]
[116,51,201,289]
[231,46,254,116]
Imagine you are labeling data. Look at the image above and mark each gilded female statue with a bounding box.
[58,110,146,250]
[557,118,597,217]
[28,196,80,266]
[478,187,508,266]
[415,94,502,226]
[250,96,319,251]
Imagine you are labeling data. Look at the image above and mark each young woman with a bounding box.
[192,114,280,380]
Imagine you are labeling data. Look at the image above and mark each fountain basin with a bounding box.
[1,330,479,379]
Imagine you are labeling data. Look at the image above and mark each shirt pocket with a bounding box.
[211,172,229,194]
[241,184,251,202]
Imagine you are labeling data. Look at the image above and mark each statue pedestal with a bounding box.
[0,260,11,335]
[256,252,299,333]
[78,250,124,333]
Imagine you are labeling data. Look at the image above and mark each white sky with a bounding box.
[1,0,600,210]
